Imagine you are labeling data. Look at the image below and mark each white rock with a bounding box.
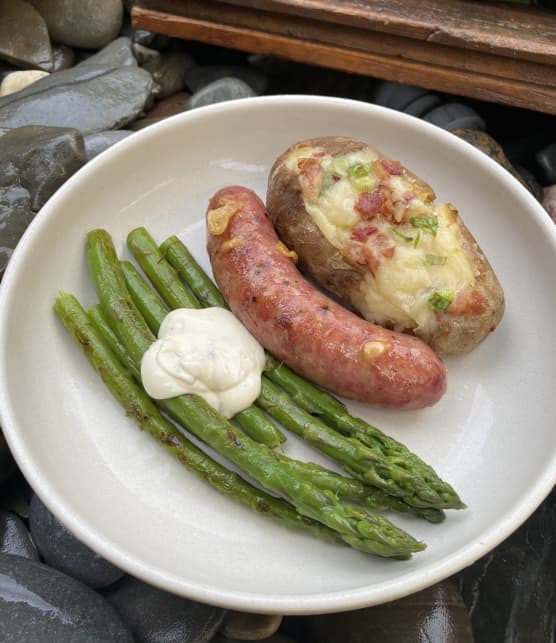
[0,71,50,97]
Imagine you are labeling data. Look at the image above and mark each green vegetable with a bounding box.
[160,231,465,511]
[429,290,454,312]
[329,157,350,177]
[391,227,415,243]
[55,293,341,546]
[425,254,448,266]
[347,162,371,178]
[409,216,438,237]
[86,228,425,558]
[347,162,377,192]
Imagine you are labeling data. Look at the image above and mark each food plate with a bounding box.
[1,96,555,614]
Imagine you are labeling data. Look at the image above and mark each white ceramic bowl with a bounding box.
[1,96,555,614]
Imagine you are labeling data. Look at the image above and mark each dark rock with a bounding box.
[372,81,432,111]
[144,50,196,99]
[144,92,189,119]
[424,102,486,131]
[29,0,124,50]
[403,92,442,117]
[0,553,134,642]
[188,77,256,110]
[83,129,133,160]
[307,581,474,643]
[0,431,16,487]
[133,43,161,66]
[81,36,136,68]
[127,117,164,131]
[513,164,544,202]
[0,70,49,97]
[0,470,31,517]
[0,511,38,560]
[28,494,124,589]
[212,635,294,643]
[219,611,282,640]
[455,488,556,643]
[542,184,556,222]
[0,0,53,71]
[451,128,535,196]
[52,45,75,71]
[0,186,34,275]
[536,142,556,184]
[185,64,268,94]
[106,575,226,642]
[0,54,153,134]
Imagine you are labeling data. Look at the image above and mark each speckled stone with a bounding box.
[542,184,556,222]
[0,511,38,560]
[133,43,160,66]
[454,488,556,642]
[0,553,134,642]
[188,77,256,110]
[105,575,226,643]
[28,0,124,50]
[307,581,474,643]
[0,70,50,97]
[0,0,53,71]
[52,45,75,72]
[29,494,124,589]
[185,64,268,94]
[219,611,283,640]
[144,51,196,99]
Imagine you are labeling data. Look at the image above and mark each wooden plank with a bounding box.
[216,0,556,65]
[132,6,556,115]
[147,0,556,89]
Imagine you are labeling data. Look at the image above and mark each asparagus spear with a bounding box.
[119,260,286,449]
[160,233,464,510]
[86,228,425,558]
[90,299,443,524]
[130,228,453,510]
[56,292,341,545]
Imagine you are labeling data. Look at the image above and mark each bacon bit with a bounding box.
[355,190,383,218]
[350,225,378,241]
[344,243,367,267]
[447,289,486,315]
[276,241,298,263]
[380,159,404,175]
[403,190,416,203]
[221,236,243,253]
[381,246,395,259]
[207,198,242,236]
[312,151,326,158]
[297,157,323,198]
[362,340,390,360]
[363,245,380,273]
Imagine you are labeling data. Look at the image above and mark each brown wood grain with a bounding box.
[214,0,556,65]
[147,0,556,89]
[132,5,556,114]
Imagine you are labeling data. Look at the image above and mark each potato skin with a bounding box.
[267,136,504,354]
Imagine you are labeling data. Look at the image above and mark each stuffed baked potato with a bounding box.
[266,136,504,354]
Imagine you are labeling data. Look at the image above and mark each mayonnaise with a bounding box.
[141,308,266,418]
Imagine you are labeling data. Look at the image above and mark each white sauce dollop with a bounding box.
[141,308,265,418]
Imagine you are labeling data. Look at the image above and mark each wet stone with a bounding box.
[188,77,256,110]
[28,494,124,589]
[0,553,134,643]
[185,64,268,94]
[0,70,50,97]
[105,575,226,643]
[424,102,486,131]
[455,488,556,643]
[81,36,136,69]
[0,511,38,560]
[0,53,153,134]
[144,50,196,99]
[28,0,124,50]
[0,0,53,71]
[307,581,474,643]
[83,129,133,160]
[219,611,283,640]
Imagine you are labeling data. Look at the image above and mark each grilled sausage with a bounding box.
[206,186,447,410]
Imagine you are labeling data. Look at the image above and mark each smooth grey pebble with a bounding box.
[0,553,133,642]
[106,575,226,643]
[29,493,124,589]
[402,92,442,117]
[423,102,486,131]
[372,81,431,111]
[0,511,38,560]
[536,142,556,184]
[188,77,256,110]
[84,129,134,160]
[144,50,196,99]
[185,64,268,94]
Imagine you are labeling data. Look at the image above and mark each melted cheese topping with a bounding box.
[290,147,475,333]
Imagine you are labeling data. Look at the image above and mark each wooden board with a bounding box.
[132,0,556,114]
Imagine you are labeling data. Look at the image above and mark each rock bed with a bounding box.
[1,1,555,641]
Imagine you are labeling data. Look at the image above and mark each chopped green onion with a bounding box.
[391,227,414,243]
[347,162,371,178]
[425,254,447,265]
[409,216,438,237]
[428,290,454,312]
[351,175,378,192]
[330,157,350,176]
[413,230,421,248]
